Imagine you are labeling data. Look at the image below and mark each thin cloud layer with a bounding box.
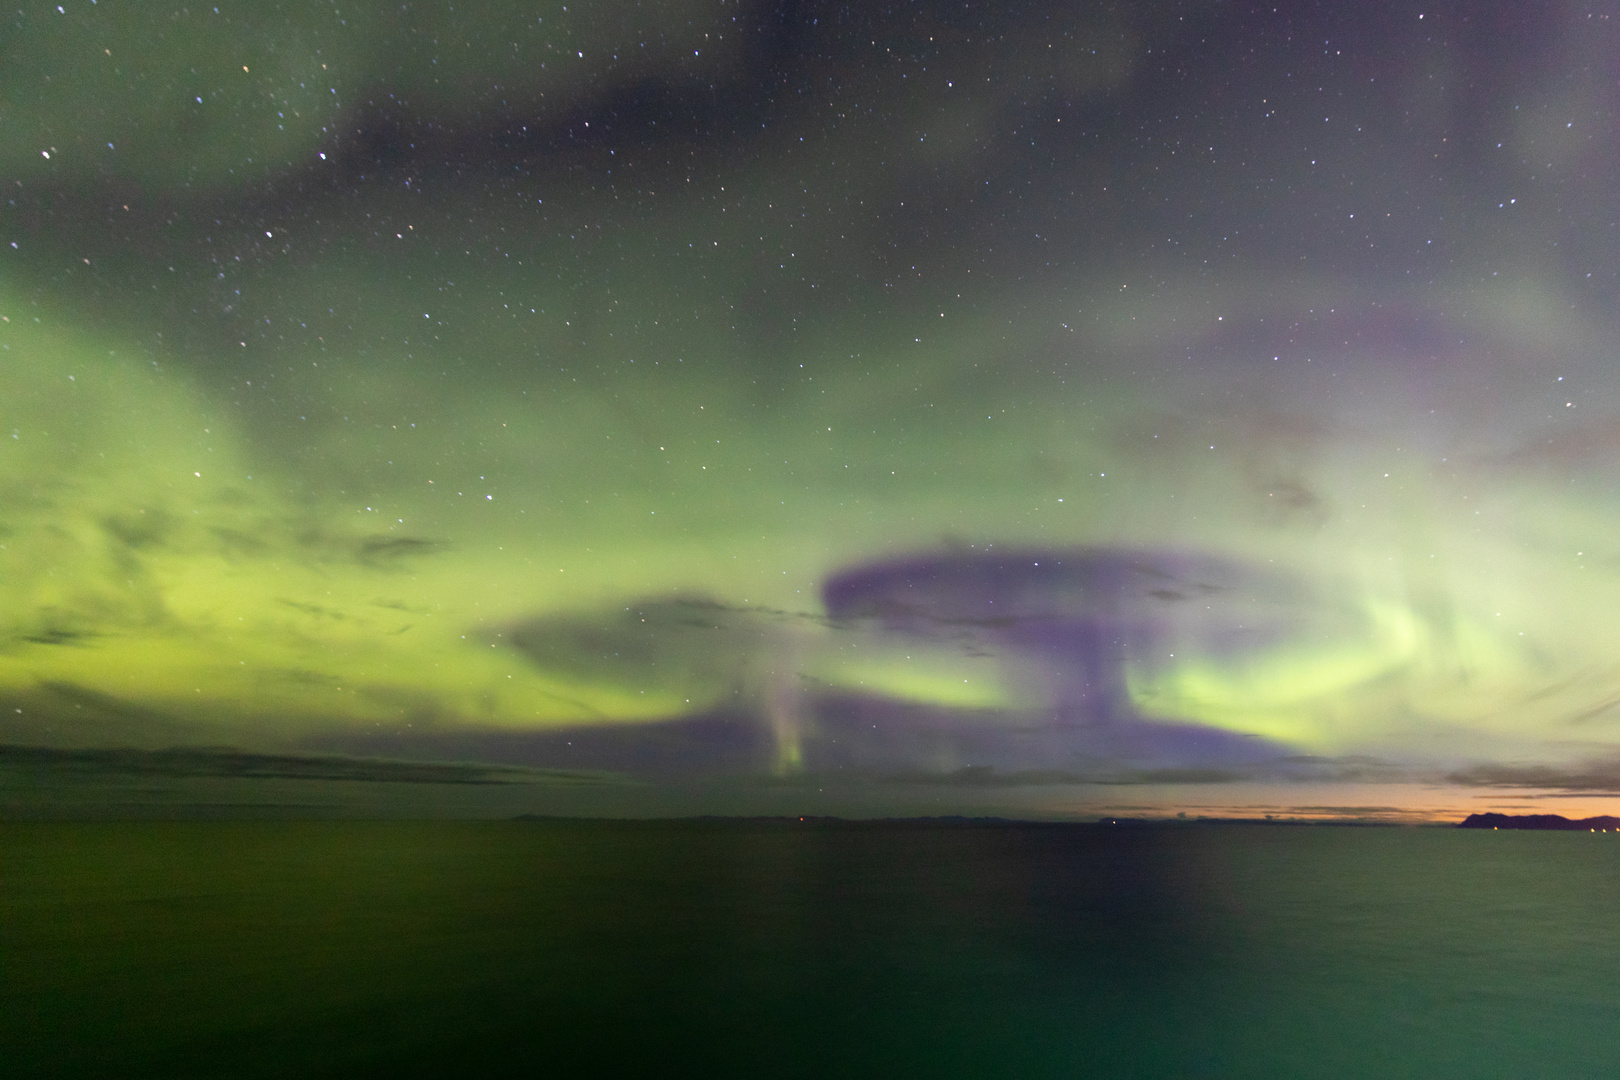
[1447,760,1620,793]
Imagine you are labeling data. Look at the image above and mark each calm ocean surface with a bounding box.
[5,820,1619,1078]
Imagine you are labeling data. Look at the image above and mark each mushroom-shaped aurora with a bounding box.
[492,547,1380,781]
[812,546,1371,776]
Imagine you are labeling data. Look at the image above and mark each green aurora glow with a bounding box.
[3,0,1619,818]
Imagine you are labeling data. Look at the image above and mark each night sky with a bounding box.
[3,0,1618,819]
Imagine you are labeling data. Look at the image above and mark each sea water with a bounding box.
[4,820,1619,1078]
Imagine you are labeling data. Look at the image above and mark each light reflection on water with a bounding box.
[5,821,1619,1078]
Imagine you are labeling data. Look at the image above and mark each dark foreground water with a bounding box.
[5,820,1619,1079]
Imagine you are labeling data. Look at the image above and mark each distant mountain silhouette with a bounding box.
[1458,812,1620,830]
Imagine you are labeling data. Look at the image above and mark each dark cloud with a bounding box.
[876,765,1249,788]
[0,743,613,785]
[498,596,809,707]
[801,694,1287,778]
[1446,759,1620,792]
[313,713,776,780]
[1494,417,1620,472]
[1271,755,1416,784]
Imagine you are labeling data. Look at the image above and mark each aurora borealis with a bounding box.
[3,0,1619,820]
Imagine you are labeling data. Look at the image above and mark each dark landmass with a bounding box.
[1458,812,1620,830]
[512,813,1033,828]
[509,813,1416,828]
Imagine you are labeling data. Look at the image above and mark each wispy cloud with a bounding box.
[1446,759,1620,793]
[870,765,1248,787]
[0,744,622,786]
